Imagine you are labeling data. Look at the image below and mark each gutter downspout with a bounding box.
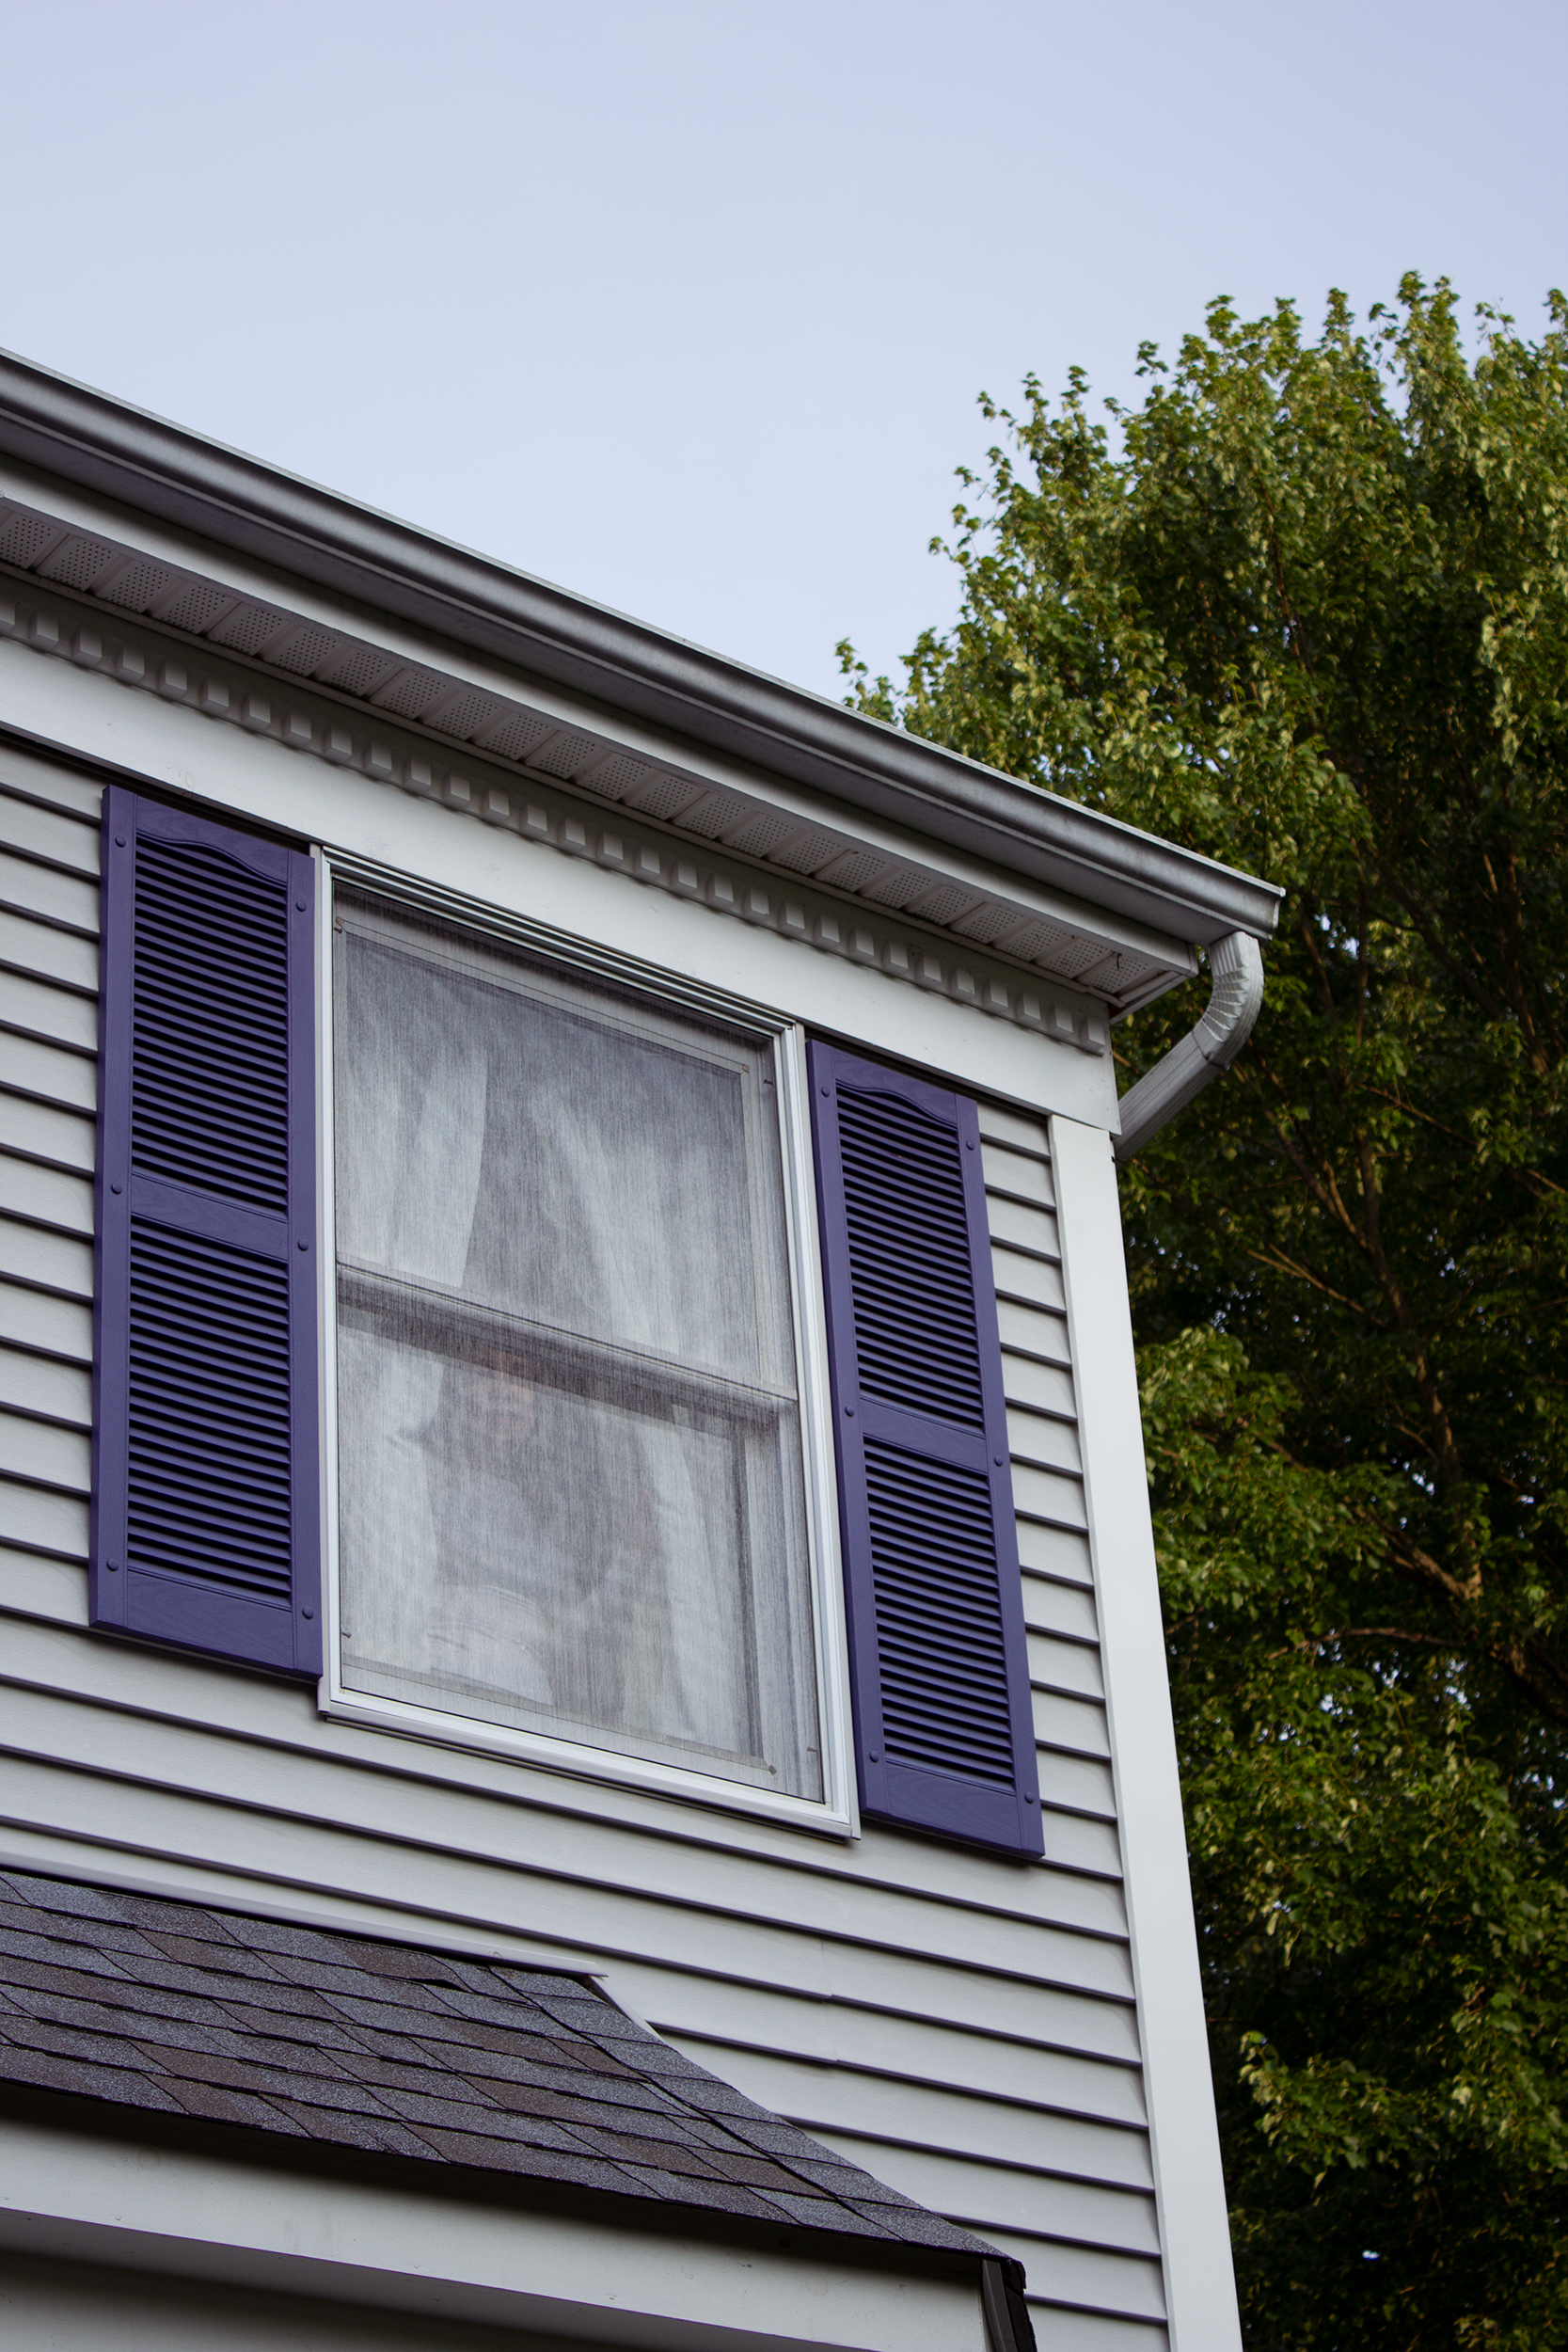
[1113,931,1265,1164]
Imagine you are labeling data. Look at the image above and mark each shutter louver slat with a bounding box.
[810,1042,1041,1854]
[91,788,320,1677]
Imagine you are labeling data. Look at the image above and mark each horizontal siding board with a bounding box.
[975,1104,1051,1155]
[1018,1524,1094,1583]
[1038,1751,1118,1821]
[0,1407,89,1495]
[981,1142,1054,1206]
[993,1246,1067,1313]
[1002,1352,1076,1418]
[661,2019,1146,2130]
[997,1297,1071,1366]
[0,1346,90,1428]
[988,1196,1061,1262]
[1034,1692,1112,1762]
[799,2132,1158,2251]
[1008,1407,1084,1474]
[1019,2313,1166,2350]
[0,969,97,1055]
[1024,1578,1100,1643]
[1011,1460,1088,1531]
[0,1218,94,1301]
[661,2042,1155,2187]
[0,754,103,821]
[1031,1868,1125,1936]
[0,1156,94,1239]
[0,1281,93,1363]
[978,2236,1166,2323]
[2,1094,96,1177]
[1005,1867,1125,1940]
[0,1480,87,1561]
[0,791,101,878]
[0,908,99,994]
[0,1031,96,1114]
[0,1545,89,1617]
[620,1964,1140,2098]
[978,2212,1162,2265]
[1030,1633,1107,1702]
[1040,1813,1124,1881]
[0,849,99,937]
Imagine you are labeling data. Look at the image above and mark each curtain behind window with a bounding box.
[332,897,822,1801]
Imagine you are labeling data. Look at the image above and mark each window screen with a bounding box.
[331,896,822,1800]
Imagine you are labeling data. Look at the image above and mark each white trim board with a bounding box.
[1051,1115,1241,2352]
[0,2118,992,2352]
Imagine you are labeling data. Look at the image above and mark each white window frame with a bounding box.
[310,850,858,1838]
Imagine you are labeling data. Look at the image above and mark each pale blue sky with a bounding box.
[4,1,1563,699]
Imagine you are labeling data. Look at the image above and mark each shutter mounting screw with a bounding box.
[844,1404,855,1417]
[110,1182,122,1195]
[868,1750,879,1762]
[105,1560,119,1574]
[298,1239,309,1250]
[295,898,307,912]
[114,834,126,847]
[301,1607,314,1620]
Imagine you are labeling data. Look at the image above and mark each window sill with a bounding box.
[316,1681,859,1841]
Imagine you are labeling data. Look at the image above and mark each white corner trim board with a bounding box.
[0,2119,992,2352]
[1051,1112,1243,2352]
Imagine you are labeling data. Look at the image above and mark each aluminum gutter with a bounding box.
[0,349,1280,950]
[1114,931,1266,1160]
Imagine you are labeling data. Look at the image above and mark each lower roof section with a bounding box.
[0,1869,987,2264]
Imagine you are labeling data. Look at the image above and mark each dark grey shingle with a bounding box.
[0,1870,998,2262]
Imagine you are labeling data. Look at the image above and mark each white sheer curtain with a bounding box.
[332,901,820,1799]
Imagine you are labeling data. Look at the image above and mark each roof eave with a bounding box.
[0,348,1282,948]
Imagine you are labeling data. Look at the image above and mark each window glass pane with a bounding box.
[332,897,822,1801]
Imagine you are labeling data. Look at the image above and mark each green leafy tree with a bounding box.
[839,280,1568,2347]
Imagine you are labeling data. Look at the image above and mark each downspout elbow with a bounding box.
[1112,930,1264,1165]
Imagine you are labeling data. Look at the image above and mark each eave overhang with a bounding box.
[0,348,1281,956]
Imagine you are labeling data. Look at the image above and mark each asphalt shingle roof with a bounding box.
[0,1869,994,2260]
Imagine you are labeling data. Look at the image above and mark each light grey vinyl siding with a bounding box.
[0,742,1166,2347]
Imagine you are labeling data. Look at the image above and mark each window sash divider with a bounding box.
[335,1261,801,1424]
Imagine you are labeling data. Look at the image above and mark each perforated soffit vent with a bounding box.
[0,495,1191,1016]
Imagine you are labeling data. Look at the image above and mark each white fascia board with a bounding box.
[1049,1114,1242,2352]
[0,634,1118,1126]
[0,2118,990,2352]
[0,458,1199,982]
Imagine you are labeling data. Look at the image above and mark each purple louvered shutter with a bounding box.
[810,1042,1041,1855]
[90,787,321,1676]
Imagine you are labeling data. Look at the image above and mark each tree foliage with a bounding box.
[839,279,1568,2346]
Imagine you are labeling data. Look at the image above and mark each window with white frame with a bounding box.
[327,892,826,1803]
